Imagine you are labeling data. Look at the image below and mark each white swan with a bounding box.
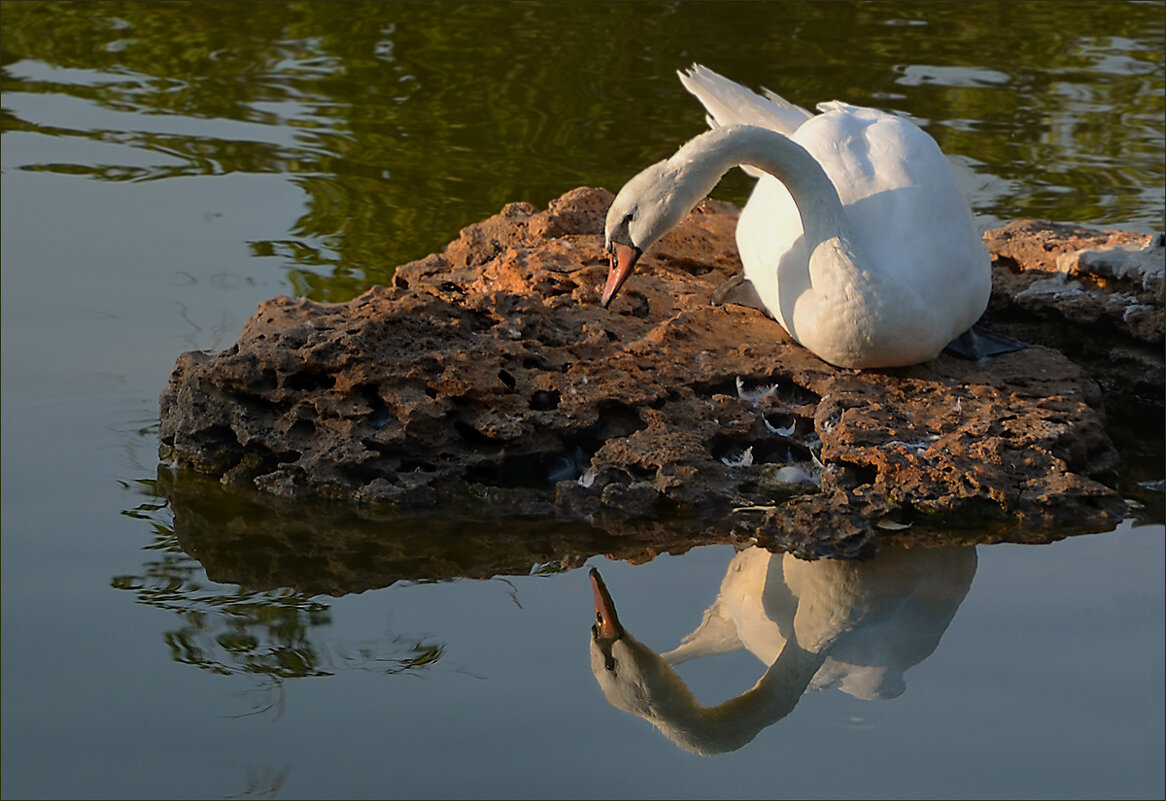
[587,545,975,754]
[601,64,993,369]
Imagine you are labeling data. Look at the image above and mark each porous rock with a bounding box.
[983,220,1164,398]
[159,188,1160,567]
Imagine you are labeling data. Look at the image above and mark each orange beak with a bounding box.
[589,568,623,640]
[600,243,642,307]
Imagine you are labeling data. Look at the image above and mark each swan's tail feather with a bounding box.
[678,64,813,136]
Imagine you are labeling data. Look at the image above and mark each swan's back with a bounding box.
[790,105,987,321]
[681,66,990,364]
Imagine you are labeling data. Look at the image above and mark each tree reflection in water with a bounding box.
[112,479,447,710]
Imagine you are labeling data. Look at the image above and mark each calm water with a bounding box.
[2,2,1163,798]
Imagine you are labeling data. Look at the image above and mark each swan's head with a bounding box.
[601,126,749,307]
[601,159,690,307]
[589,566,627,670]
[588,567,683,718]
[587,567,775,756]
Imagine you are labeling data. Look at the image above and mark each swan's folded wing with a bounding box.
[661,594,744,665]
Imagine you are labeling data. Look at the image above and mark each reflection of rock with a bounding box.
[159,188,1158,555]
[588,544,975,755]
[159,466,732,595]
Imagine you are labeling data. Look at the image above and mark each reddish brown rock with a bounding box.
[983,220,1164,398]
[159,188,1161,566]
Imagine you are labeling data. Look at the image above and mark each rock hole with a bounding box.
[833,460,878,487]
[649,391,679,410]
[453,419,499,449]
[878,503,916,529]
[361,437,394,456]
[995,255,1021,273]
[763,412,799,436]
[424,386,439,399]
[693,374,820,407]
[468,310,496,331]
[710,435,796,465]
[587,401,646,442]
[368,408,396,429]
[290,419,316,438]
[464,447,588,488]
[498,369,517,391]
[338,464,389,485]
[626,464,656,481]
[546,447,588,482]
[529,389,560,411]
[254,369,278,393]
[285,370,336,392]
[693,376,743,397]
[361,384,396,429]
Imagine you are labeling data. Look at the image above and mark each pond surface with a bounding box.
[1,2,1163,798]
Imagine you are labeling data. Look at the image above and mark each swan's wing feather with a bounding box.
[660,594,744,665]
[762,87,816,121]
[679,64,812,135]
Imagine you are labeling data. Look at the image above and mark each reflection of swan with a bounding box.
[601,64,992,369]
[590,567,827,756]
[666,546,977,700]
[588,545,976,754]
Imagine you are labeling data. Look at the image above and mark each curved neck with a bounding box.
[671,124,851,248]
[620,636,828,755]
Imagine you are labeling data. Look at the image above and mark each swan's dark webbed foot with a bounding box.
[710,273,769,315]
[944,325,1028,361]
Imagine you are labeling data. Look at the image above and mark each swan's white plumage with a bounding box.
[604,65,992,369]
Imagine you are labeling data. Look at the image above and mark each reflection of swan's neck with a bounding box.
[590,631,827,755]
[671,125,856,256]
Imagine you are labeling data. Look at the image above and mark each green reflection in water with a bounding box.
[113,479,448,688]
[2,1,1162,302]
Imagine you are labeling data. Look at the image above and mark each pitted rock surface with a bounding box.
[983,220,1164,398]
[159,187,1161,560]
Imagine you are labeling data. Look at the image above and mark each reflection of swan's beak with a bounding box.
[589,568,623,640]
[600,243,642,307]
